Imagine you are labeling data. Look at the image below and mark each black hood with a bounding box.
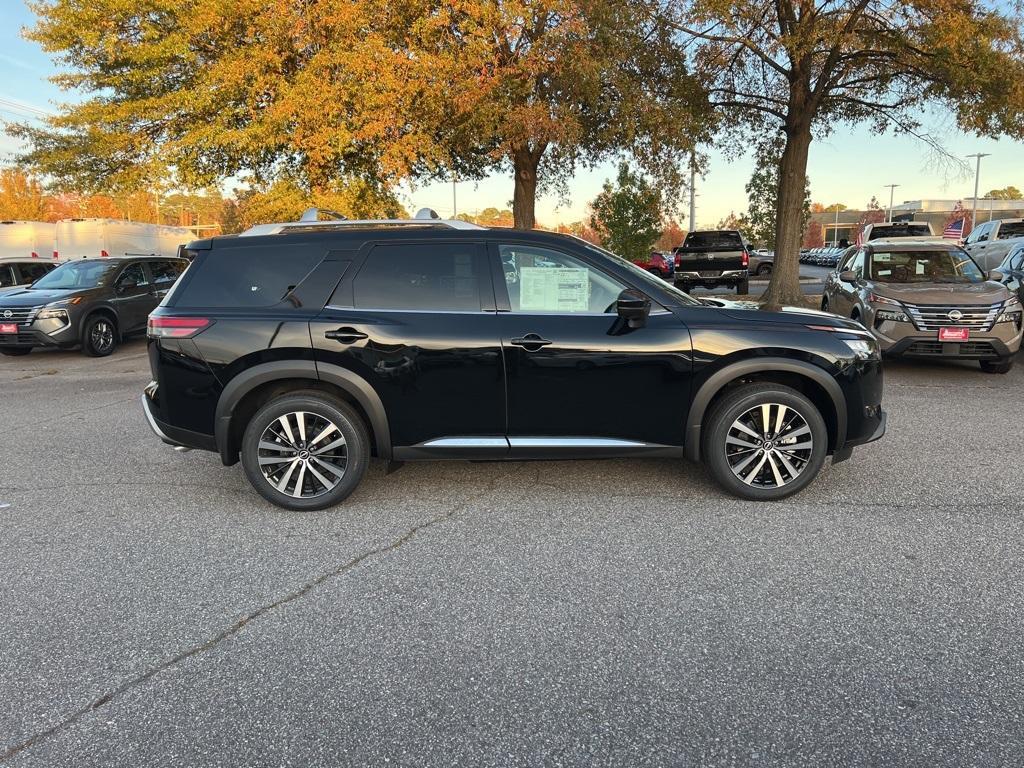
[700,297,865,332]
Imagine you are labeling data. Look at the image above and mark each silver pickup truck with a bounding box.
[964,218,1024,270]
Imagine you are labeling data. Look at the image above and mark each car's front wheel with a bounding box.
[702,383,828,501]
[82,315,118,357]
[240,391,370,510]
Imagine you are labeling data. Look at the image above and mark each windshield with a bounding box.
[578,240,701,305]
[867,223,932,240]
[31,260,119,290]
[869,249,984,284]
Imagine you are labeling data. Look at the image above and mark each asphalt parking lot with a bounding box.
[2,340,1023,766]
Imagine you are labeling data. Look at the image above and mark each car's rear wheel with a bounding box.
[241,391,369,510]
[980,356,1014,374]
[757,263,772,276]
[82,315,118,357]
[702,383,828,501]
[0,347,31,356]
[736,279,749,294]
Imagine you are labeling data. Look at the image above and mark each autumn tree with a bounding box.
[986,186,1023,200]
[665,0,1024,307]
[656,219,687,251]
[0,169,49,220]
[15,1,708,232]
[588,163,664,263]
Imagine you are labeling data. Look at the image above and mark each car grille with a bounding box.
[904,303,1000,332]
[0,306,39,326]
[905,341,1000,358]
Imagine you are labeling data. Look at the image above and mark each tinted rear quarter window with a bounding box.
[173,244,324,308]
[683,231,743,249]
[352,243,482,311]
[998,222,1024,240]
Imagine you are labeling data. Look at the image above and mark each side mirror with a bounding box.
[988,269,1004,282]
[616,288,650,328]
[838,270,858,284]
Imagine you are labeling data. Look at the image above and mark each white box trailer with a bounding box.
[54,218,193,260]
[0,220,58,262]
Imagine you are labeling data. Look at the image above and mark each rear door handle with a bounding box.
[510,333,552,351]
[325,327,368,344]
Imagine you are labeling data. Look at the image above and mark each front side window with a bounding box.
[353,243,482,312]
[869,249,984,284]
[499,244,627,314]
[31,260,119,290]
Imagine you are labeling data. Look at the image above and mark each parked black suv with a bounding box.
[142,214,886,509]
[0,255,188,356]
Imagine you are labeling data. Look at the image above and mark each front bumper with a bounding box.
[867,307,1023,360]
[0,316,79,348]
[833,408,887,463]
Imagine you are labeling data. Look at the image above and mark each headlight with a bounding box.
[36,307,69,321]
[1003,295,1021,310]
[842,338,878,359]
[996,310,1022,325]
[875,309,909,323]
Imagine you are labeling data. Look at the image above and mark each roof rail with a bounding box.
[239,206,485,236]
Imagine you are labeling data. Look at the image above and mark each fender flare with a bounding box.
[214,360,391,464]
[79,304,119,339]
[684,357,847,462]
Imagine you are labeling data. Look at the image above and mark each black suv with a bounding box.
[0,255,188,357]
[142,214,886,509]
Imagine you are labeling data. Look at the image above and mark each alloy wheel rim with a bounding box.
[725,403,813,489]
[92,321,114,352]
[258,411,348,498]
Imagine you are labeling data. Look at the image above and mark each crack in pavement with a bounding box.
[0,476,503,763]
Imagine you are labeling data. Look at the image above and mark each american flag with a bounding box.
[943,218,965,239]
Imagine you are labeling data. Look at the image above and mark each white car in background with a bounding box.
[964,218,1024,270]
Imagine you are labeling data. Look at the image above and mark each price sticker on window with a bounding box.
[519,267,590,312]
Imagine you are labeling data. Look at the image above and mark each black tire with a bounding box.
[736,279,749,294]
[702,383,828,501]
[980,357,1014,374]
[757,263,772,276]
[0,347,31,356]
[240,391,370,510]
[820,297,830,312]
[82,314,118,357]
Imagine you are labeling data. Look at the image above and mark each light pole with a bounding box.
[833,205,840,246]
[967,153,990,233]
[884,184,899,222]
[688,153,697,232]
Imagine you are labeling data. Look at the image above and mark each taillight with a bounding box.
[674,253,681,267]
[147,316,211,339]
[741,251,749,267]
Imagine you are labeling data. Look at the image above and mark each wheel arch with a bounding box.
[214,361,391,466]
[79,305,119,339]
[684,357,846,462]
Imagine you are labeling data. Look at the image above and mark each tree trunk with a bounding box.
[761,120,813,309]
[511,146,540,229]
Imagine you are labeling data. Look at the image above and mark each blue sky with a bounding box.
[2,2,1023,228]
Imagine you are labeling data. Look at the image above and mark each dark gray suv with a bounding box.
[0,256,188,357]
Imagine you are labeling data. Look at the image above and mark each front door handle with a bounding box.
[325,327,368,344]
[510,333,552,351]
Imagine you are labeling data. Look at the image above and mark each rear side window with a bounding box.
[0,265,15,288]
[173,245,324,308]
[997,222,1024,240]
[150,260,185,285]
[352,243,483,311]
[18,263,52,283]
[683,231,743,249]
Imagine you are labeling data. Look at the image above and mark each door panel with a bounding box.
[499,311,692,447]
[491,240,692,448]
[311,241,504,448]
[111,262,155,333]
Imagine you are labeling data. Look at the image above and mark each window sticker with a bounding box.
[519,267,590,312]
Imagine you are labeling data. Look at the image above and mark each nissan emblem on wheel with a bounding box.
[141,209,886,510]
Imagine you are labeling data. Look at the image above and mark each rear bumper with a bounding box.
[142,384,217,453]
[675,269,748,287]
